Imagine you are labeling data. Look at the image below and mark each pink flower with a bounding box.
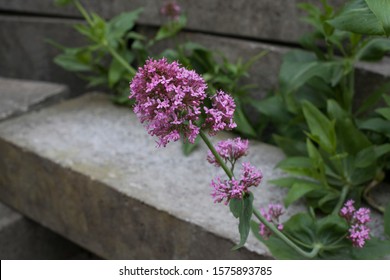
[130,58,207,147]
[160,1,181,20]
[211,177,245,205]
[349,224,370,248]
[204,90,237,135]
[207,137,249,167]
[210,162,262,204]
[340,199,355,222]
[340,200,371,248]
[240,162,263,190]
[259,203,284,239]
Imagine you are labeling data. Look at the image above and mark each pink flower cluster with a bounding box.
[340,200,371,248]
[130,58,237,147]
[204,90,237,135]
[211,162,262,204]
[160,1,181,20]
[259,204,284,239]
[207,137,249,167]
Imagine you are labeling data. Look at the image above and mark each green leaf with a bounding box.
[273,135,307,157]
[229,198,242,219]
[355,82,390,116]
[384,94,390,106]
[302,101,336,153]
[182,136,200,156]
[359,118,390,136]
[316,215,348,245]
[250,95,290,123]
[355,146,377,168]
[250,221,305,260]
[328,0,385,35]
[233,100,257,137]
[385,203,390,237]
[269,177,318,188]
[280,51,344,98]
[232,193,253,250]
[376,108,390,120]
[284,182,321,207]
[276,157,318,179]
[106,8,143,43]
[351,237,390,259]
[328,100,372,155]
[365,0,390,36]
[155,14,187,41]
[54,48,92,72]
[356,38,390,61]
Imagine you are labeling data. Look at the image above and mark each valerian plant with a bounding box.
[51,0,264,140]
[129,58,390,259]
[252,0,390,219]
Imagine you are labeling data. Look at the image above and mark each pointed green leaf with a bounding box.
[302,101,336,153]
[356,38,390,61]
[232,193,253,250]
[376,108,390,120]
[328,0,385,35]
[284,182,321,207]
[365,0,390,36]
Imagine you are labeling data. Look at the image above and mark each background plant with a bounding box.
[251,0,390,215]
[52,0,263,142]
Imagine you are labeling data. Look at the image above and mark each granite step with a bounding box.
[0,92,387,259]
[0,92,298,259]
[0,77,94,259]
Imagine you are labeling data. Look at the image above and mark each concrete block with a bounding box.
[0,93,295,259]
[0,203,88,259]
[0,0,345,43]
[0,16,87,96]
[0,93,387,259]
[0,77,69,121]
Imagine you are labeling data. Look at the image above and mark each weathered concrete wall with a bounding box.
[0,16,87,95]
[0,0,345,43]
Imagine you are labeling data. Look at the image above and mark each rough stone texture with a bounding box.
[0,77,69,121]
[0,16,87,96]
[0,0,344,43]
[0,93,301,259]
[0,203,88,259]
[2,14,388,104]
[0,77,96,259]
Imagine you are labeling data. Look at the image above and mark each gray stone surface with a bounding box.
[0,203,88,259]
[0,77,69,121]
[0,93,300,259]
[0,16,87,96]
[0,0,344,43]
[0,77,94,259]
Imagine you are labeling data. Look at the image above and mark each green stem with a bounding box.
[332,185,349,215]
[199,130,320,259]
[74,0,93,26]
[106,44,136,76]
[199,130,234,179]
[253,208,321,259]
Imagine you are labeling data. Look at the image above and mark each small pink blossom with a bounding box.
[207,137,249,167]
[211,162,262,204]
[160,1,181,20]
[240,162,263,190]
[259,203,284,239]
[204,90,237,135]
[340,199,371,248]
[211,177,245,205]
